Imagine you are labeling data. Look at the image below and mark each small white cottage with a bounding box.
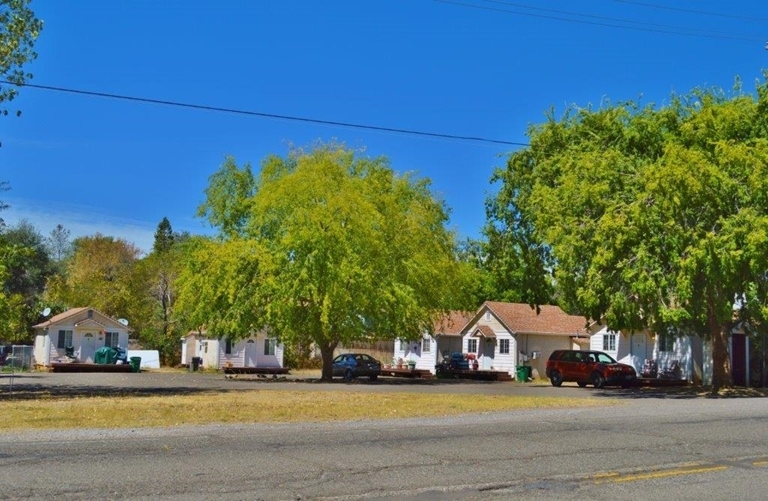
[183,330,284,370]
[393,310,474,373]
[32,307,131,366]
[589,321,754,386]
[460,302,589,378]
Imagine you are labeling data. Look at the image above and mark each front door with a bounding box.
[245,340,257,367]
[482,338,495,369]
[80,333,96,363]
[631,333,648,373]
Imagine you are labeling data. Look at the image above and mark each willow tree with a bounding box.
[488,77,768,392]
[178,144,471,380]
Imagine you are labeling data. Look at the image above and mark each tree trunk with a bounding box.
[319,340,338,381]
[709,314,732,394]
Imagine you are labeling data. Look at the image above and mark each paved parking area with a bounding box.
[0,370,564,398]
[0,370,722,400]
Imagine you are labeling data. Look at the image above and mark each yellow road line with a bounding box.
[594,465,729,484]
[752,461,768,467]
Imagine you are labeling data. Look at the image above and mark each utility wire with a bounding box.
[477,0,763,39]
[611,0,768,23]
[436,0,763,42]
[0,80,529,147]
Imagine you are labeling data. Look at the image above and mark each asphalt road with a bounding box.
[1,373,767,500]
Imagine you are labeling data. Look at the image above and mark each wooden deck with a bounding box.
[435,368,514,381]
[49,363,134,373]
[223,367,290,375]
[380,367,434,379]
[635,377,689,387]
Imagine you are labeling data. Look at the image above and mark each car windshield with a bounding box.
[596,353,617,364]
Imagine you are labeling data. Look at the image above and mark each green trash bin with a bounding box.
[129,356,142,373]
[516,365,528,382]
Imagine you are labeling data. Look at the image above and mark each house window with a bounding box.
[203,341,208,354]
[467,338,478,353]
[264,338,276,356]
[499,339,510,354]
[57,330,73,349]
[659,332,675,352]
[225,339,233,355]
[104,331,119,348]
[422,338,431,353]
[484,311,491,320]
[603,333,617,351]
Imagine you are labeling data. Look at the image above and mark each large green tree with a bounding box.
[46,233,143,323]
[0,219,54,341]
[178,144,472,380]
[489,78,768,392]
[134,218,185,365]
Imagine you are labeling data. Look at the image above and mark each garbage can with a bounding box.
[516,365,528,382]
[190,356,201,372]
[129,356,142,373]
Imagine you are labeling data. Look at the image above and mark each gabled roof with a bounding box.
[471,301,588,336]
[470,324,496,338]
[32,307,128,331]
[432,310,475,337]
[33,307,90,328]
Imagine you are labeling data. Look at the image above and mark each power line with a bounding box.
[477,0,763,39]
[0,80,529,147]
[436,0,763,42]
[611,0,768,23]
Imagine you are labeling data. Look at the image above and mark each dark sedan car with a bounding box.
[332,353,382,381]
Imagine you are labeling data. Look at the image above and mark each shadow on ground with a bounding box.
[588,385,768,400]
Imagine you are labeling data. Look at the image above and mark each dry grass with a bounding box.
[0,390,607,431]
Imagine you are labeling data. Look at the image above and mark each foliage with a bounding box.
[134,218,185,365]
[0,0,43,117]
[488,77,768,391]
[0,242,30,341]
[0,219,54,341]
[152,217,174,254]
[46,223,72,263]
[179,143,472,380]
[46,233,143,325]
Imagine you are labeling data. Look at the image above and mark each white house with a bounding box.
[183,330,284,370]
[587,321,757,385]
[460,302,589,379]
[393,310,474,373]
[32,307,131,366]
[589,324,699,382]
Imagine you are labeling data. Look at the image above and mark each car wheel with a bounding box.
[549,370,563,387]
[369,374,378,382]
[592,372,605,389]
[344,369,354,382]
[577,382,588,388]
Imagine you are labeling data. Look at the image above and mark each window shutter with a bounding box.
[58,330,66,349]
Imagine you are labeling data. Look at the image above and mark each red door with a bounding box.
[732,334,747,387]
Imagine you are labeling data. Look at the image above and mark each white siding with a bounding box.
[394,338,422,367]
[416,336,437,372]
[195,334,284,369]
[654,334,694,382]
[33,321,130,365]
[33,333,50,366]
[518,334,571,379]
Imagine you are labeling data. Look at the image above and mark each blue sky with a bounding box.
[2,0,767,253]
